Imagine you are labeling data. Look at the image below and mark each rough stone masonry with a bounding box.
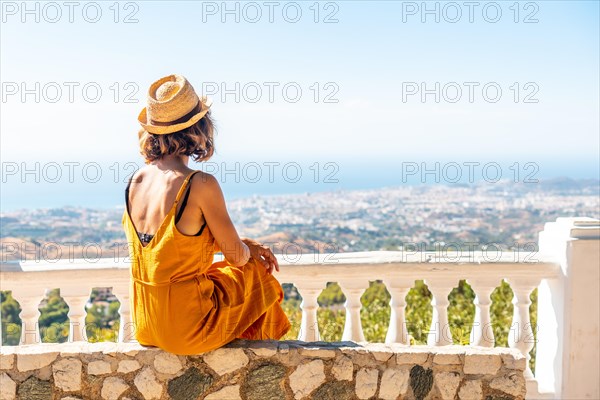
[0,339,527,400]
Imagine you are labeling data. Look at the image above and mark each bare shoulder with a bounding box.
[190,171,222,199]
[129,166,149,185]
[190,170,217,186]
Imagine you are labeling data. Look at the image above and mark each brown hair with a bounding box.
[138,111,215,163]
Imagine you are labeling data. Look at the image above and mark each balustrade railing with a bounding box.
[1,217,598,399]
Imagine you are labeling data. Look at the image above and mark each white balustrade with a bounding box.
[113,282,134,343]
[0,217,598,399]
[468,277,498,347]
[382,277,411,345]
[507,277,540,384]
[10,289,44,345]
[535,217,600,399]
[294,280,326,342]
[61,285,92,343]
[425,278,454,346]
[338,278,369,342]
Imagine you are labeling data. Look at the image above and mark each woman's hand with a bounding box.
[242,238,280,275]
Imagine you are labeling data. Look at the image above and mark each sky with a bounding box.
[1,1,599,209]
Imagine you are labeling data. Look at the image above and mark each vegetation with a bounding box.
[1,288,121,345]
[1,280,538,371]
[280,280,538,372]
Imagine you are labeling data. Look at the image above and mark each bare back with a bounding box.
[127,166,206,240]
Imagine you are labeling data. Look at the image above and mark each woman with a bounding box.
[121,74,291,355]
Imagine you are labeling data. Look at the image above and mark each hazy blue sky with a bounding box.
[1,1,599,209]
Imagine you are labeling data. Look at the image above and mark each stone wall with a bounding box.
[0,340,526,400]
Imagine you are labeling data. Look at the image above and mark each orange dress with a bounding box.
[121,170,292,355]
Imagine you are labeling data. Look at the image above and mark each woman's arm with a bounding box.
[192,172,279,273]
[193,173,250,267]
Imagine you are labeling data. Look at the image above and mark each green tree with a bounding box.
[85,289,121,342]
[38,289,69,343]
[1,291,22,345]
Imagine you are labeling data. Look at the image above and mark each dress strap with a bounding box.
[173,170,201,206]
[175,182,193,223]
[124,173,136,215]
[175,183,207,236]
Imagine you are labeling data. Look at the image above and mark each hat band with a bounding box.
[149,100,201,127]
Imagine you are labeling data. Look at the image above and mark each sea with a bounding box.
[1,158,599,212]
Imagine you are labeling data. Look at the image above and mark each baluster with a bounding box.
[468,278,497,347]
[295,281,326,341]
[382,278,411,344]
[66,296,89,342]
[10,288,45,345]
[339,279,369,342]
[425,279,453,346]
[113,283,134,342]
[507,277,540,381]
[62,286,92,342]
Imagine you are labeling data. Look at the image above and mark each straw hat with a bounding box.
[138,74,212,135]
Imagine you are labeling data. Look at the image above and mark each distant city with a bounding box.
[1,178,598,262]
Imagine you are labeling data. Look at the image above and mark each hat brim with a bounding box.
[138,97,212,135]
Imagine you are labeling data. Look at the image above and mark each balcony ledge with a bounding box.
[1,339,527,400]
